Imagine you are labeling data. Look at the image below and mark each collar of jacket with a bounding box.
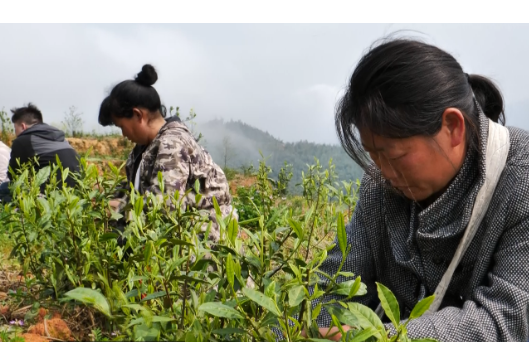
[129,116,184,181]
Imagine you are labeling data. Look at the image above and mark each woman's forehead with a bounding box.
[359,127,401,151]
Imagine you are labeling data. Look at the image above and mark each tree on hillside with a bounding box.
[62,106,84,137]
[218,135,237,170]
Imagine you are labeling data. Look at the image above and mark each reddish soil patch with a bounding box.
[229,174,257,196]
[26,317,73,341]
[67,137,133,159]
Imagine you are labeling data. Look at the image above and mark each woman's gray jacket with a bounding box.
[317,112,529,341]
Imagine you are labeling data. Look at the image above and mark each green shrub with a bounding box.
[0,156,434,342]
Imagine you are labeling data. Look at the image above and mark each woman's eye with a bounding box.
[389,154,405,161]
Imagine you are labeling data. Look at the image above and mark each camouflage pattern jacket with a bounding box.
[117,117,235,240]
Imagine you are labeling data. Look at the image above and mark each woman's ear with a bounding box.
[441,108,466,148]
[132,108,145,123]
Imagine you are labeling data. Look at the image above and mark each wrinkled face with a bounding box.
[112,108,149,145]
[359,109,467,202]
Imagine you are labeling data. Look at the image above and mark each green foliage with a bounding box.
[169,106,202,143]
[268,162,293,197]
[0,108,14,145]
[195,119,364,194]
[0,155,434,342]
[240,163,256,177]
[90,327,107,342]
[0,328,25,342]
[223,167,238,181]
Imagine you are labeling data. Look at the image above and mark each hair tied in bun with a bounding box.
[135,64,158,86]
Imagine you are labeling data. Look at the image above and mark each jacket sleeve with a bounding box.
[388,173,529,342]
[314,177,378,327]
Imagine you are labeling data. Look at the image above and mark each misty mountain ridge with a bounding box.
[192,119,364,193]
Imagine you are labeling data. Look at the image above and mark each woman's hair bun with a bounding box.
[135,64,158,86]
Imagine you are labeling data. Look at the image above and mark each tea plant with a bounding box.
[0,156,435,342]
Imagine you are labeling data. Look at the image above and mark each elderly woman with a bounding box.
[315,38,529,341]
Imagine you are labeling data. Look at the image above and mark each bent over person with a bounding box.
[7,104,80,194]
[313,38,529,341]
[98,64,235,241]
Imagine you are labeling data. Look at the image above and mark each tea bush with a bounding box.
[0,156,435,342]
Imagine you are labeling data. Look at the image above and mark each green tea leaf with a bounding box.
[347,302,385,340]
[134,195,144,218]
[64,288,112,318]
[158,171,165,193]
[337,212,347,257]
[332,279,366,298]
[227,218,239,245]
[122,304,146,312]
[99,232,119,241]
[349,327,380,342]
[151,316,177,323]
[35,166,51,186]
[284,265,300,282]
[337,271,356,278]
[242,287,281,317]
[265,280,277,299]
[144,241,153,263]
[376,282,400,328]
[325,304,360,328]
[312,303,322,321]
[212,196,222,217]
[226,253,234,288]
[133,323,160,342]
[125,288,139,299]
[349,276,363,297]
[141,291,167,302]
[409,295,435,320]
[288,285,305,307]
[287,218,304,241]
[193,179,200,195]
[198,302,244,319]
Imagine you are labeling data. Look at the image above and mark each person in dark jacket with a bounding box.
[7,103,80,191]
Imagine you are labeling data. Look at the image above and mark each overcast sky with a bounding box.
[1,24,529,144]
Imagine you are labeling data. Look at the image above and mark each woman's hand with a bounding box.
[301,325,351,341]
[109,199,120,212]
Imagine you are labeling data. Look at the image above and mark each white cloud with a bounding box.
[1,24,529,143]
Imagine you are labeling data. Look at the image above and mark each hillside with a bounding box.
[193,119,364,193]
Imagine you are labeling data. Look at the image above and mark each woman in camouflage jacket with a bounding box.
[98,64,234,241]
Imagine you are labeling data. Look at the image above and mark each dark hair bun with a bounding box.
[135,64,158,86]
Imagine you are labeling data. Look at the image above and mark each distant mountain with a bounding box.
[193,119,364,193]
